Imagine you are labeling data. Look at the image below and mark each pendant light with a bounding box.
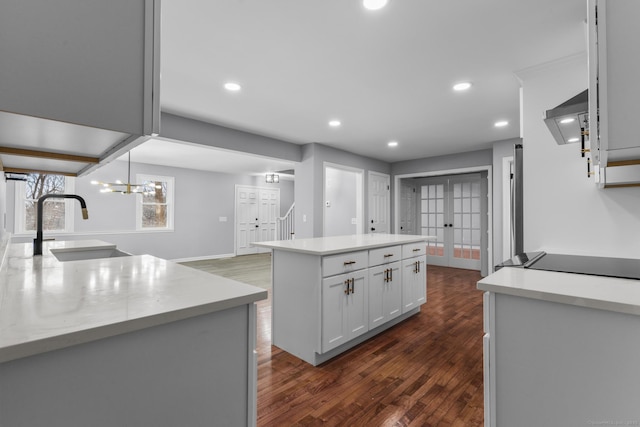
[91,152,157,195]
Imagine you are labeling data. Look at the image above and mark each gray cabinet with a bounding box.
[0,0,161,176]
[588,0,640,187]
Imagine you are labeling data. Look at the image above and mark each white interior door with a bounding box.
[236,186,280,255]
[368,172,390,234]
[399,180,417,234]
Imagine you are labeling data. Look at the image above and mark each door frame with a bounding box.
[234,184,280,256]
[323,162,364,236]
[393,166,493,276]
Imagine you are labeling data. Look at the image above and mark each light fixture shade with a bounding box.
[265,173,279,183]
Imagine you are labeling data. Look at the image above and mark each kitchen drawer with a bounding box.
[322,251,368,277]
[402,242,426,258]
[369,245,401,267]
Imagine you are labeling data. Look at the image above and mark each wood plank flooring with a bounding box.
[182,256,484,425]
[256,265,484,426]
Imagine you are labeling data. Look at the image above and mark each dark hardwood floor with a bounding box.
[256,265,484,426]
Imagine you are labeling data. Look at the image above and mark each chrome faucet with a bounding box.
[33,194,89,256]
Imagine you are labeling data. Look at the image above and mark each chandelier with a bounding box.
[91,152,158,195]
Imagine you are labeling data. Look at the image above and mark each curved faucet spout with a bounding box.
[33,194,89,256]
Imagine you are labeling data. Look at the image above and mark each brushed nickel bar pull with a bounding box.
[344,279,350,295]
[413,248,420,252]
[384,254,394,258]
[349,278,355,294]
[343,261,356,266]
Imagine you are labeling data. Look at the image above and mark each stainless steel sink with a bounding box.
[50,247,131,262]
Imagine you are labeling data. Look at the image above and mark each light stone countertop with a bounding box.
[0,240,267,363]
[478,267,640,316]
[252,234,434,255]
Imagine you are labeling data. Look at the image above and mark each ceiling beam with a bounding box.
[0,147,99,163]
[2,167,77,177]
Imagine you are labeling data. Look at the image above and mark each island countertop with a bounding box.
[253,233,434,256]
[0,240,267,363]
[477,267,640,316]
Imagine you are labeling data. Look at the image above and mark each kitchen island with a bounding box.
[253,234,433,366]
[478,267,640,427]
[0,240,267,427]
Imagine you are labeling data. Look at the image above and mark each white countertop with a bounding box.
[0,240,267,363]
[252,234,434,255]
[478,267,640,316]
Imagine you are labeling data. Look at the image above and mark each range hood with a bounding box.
[544,90,589,145]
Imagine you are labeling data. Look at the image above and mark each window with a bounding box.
[136,174,174,230]
[14,173,75,234]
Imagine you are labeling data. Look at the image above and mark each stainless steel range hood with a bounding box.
[544,90,588,145]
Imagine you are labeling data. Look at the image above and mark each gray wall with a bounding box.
[519,54,640,258]
[8,160,294,260]
[161,113,302,163]
[295,143,391,238]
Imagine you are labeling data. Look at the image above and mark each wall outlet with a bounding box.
[219,216,227,222]
[351,218,357,225]
[303,214,307,222]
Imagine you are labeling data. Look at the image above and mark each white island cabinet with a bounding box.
[478,267,640,427]
[0,240,267,427]
[254,234,433,366]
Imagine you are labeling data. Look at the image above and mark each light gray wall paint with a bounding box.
[160,113,302,163]
[492,138,521,266]
[294,143,391,238]
[8,160,294,260]
[324,167,358,236]
[391,149,493,176]
[519,54,640,258]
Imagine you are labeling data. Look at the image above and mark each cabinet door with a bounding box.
[321,271,369,353]
[346,272,369,340]
[384,262,403,322]
[322,274,350,352]
[369,262,402,329]
[402,255,427,313]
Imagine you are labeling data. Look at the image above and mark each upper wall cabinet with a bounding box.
[0,0,160,177]
[588,0,640,187]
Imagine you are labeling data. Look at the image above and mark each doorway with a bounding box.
[420,174,485,270]
[395,168,491,275]
[323,163,363,237]
[235,185,280,255]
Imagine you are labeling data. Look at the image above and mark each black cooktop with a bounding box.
[527,253,640,280]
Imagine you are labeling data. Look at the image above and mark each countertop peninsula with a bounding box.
[0,239,267,363]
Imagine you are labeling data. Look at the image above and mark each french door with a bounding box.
[421,174,483,270]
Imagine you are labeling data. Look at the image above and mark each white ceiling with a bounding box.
[143,0,587,173]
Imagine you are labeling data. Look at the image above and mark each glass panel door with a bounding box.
[449,176,481,270]
[420,174,482,270]
[420,179,447,266]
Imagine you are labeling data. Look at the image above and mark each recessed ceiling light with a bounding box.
[494,120,509,127]
[567,137,580,143]
[388,141,398,147]
[453,82,472,91]
[224,82,241,92]
[560,118,575,124]
[329,120,341,127]
[363,0,388,11]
